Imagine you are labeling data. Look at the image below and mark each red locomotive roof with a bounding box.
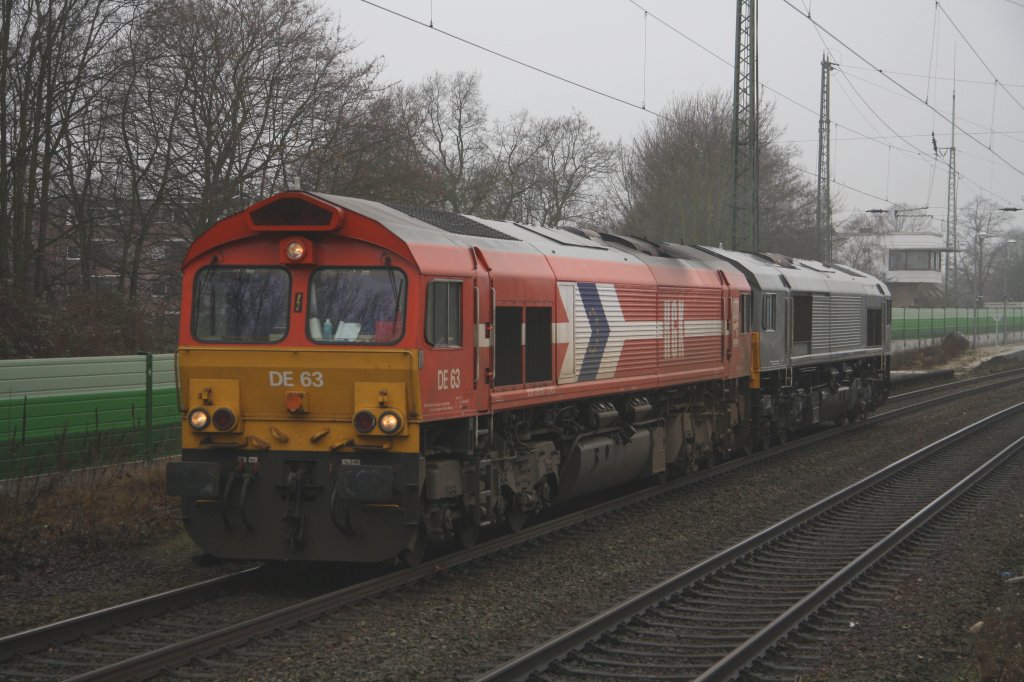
[182,191,746,296]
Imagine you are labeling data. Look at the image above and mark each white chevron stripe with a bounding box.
[596,284,660,380]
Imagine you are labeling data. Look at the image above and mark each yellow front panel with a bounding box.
[177,347,422,453]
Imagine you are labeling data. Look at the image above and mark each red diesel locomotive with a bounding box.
[167,191,889,564]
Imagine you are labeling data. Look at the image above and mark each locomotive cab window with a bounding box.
[426,281,462,347]
[740,294,751,332]
[192,266,290,343]
[307,267,406,344]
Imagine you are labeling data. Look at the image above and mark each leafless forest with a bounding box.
[1,0,1017,358]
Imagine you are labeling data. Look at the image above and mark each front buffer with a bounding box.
[170,448,422,562]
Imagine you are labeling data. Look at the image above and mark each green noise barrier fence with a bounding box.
[890,306,1024,344]
[0,354,179,479]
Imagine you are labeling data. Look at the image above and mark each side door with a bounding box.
[422,277,475,417]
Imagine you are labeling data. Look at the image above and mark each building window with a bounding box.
[888,250,941,271]
[425,280,461,347]
[762,293,777,331]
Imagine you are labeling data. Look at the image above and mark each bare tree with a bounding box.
[832,212,885,278]
[957,196,1014,305]
[618,91,816,254]
[1,0,129,296]
[295,82,437,204]
[410,71,496,214]
[138,0,359,234]
[485,109,543,220]
[519,111,617,228]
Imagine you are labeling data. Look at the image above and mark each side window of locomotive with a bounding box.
[525,307,552,383]
[762,293,777,332]
[426,281,462,347]
[307,267,406,344]
[494,306,523,387]
[192,266,289,343]
[740,294,751,332]
[867,308,883,346]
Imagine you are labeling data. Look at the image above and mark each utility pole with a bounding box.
[815,56,834,263]
[731,0,759,252]
[944,90,958,306]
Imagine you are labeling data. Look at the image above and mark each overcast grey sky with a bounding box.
[330,0,1024,229]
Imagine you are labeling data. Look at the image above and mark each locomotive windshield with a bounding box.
[192,266,290,343]
[308,267,406,344]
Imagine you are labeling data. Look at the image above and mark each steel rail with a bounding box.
[0,566,264,660]
[699,430,1024,681]
[887,365,1024,403]
[473,402,1024,682]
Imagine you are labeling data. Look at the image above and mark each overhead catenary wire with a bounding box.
[778,0,1024,180]
[627,0,1002,204]
[936,1,1024,118]
[356,0,1015,209]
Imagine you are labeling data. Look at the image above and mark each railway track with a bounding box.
[474,403,1024,681]
[1,371,1017,681]
[886,365,1024,405]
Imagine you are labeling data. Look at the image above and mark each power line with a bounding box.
[778,0,1024,180]
[936,1,1024,118]
[356,0,1013,208]
[357,0,667,120]
[842,64,1024,88]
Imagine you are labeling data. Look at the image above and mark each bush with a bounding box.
[0,290,177,358]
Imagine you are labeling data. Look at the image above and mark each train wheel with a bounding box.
[398,526,427,567]
[455,517,480,549]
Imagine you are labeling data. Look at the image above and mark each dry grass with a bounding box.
[892,345,966,370]
[0,462,180,578]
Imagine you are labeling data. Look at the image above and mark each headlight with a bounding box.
[212,407,237,431]
[188,408,210,431]
[378,411,402,434]
[285,240,306,261]
[353,410,376,433]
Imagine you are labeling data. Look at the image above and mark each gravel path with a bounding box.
[4,382,1021,681]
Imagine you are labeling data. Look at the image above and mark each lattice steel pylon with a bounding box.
[944,91,958,305]
[730,0,759,252]
[816,57,834,263]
